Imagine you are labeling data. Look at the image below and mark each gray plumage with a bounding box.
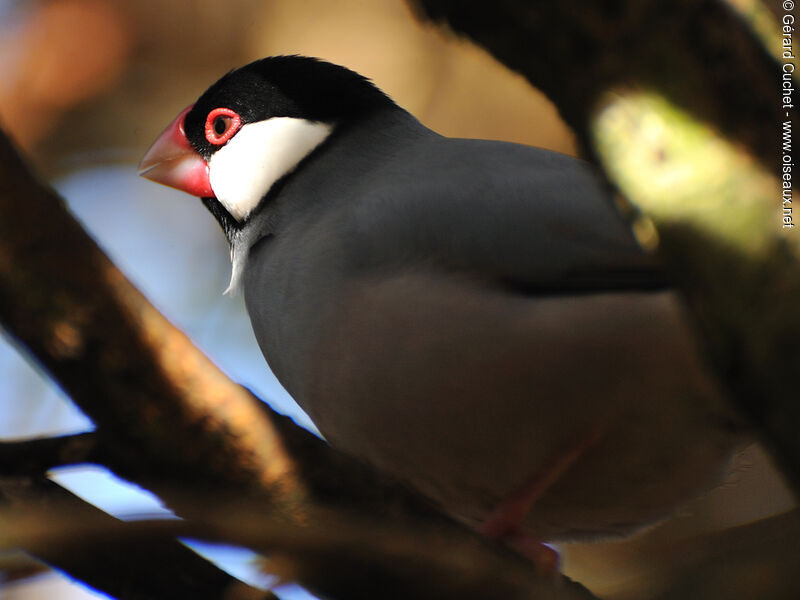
[241,109,742,540]
[140,56,747,542]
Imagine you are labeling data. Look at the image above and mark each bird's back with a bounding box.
[242,112,743,540]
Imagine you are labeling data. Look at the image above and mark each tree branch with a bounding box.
[0,432,97,475]
[1,494,599,600]
[0,127,299,498]
[0,477,268,600]
[412,0,778,168]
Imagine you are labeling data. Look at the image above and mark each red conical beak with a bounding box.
[138,104,215,198]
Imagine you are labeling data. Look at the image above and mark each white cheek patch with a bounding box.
[208,117,333,222]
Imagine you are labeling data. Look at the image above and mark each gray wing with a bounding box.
[339,136,664,293]
[244,124,671,401]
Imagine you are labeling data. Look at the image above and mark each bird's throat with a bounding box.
[201,196,243,242]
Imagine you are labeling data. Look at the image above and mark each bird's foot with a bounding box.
[478,427,606,575]
[478,517,560,576]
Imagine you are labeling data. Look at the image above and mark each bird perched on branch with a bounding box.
[139,55,746,562]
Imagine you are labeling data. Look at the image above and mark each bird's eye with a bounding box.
[213,116,227,135]
[204,108,242,145]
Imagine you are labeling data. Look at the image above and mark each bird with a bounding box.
[139,55,747,555]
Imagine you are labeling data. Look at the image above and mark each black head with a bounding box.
[183,55,396,159]
[139,55,400,239]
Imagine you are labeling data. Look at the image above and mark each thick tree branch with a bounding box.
[413,0,778,168]
[1,495,599,600]
[0,127,598,598]
[0,477,266,600]
[0,128,299,499]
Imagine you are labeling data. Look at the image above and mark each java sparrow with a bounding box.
[139,55,746,546]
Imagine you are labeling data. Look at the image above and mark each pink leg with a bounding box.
[478,428,606,575]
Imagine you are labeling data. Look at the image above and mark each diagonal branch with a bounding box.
[412,0,779,168]
[0,477,269,600]
[1,494,599,600]
[0,432,97,475]
[0,126,299,498]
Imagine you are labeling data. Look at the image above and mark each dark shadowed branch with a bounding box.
[0,493,605,600]
[651,509,800,599]
[412,0,778,167]
[0,432,97,475]
[0,477,270,600]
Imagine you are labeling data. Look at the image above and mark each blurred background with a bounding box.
[0,0,795,599]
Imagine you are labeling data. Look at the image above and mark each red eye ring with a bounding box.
[204,108,242,145]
